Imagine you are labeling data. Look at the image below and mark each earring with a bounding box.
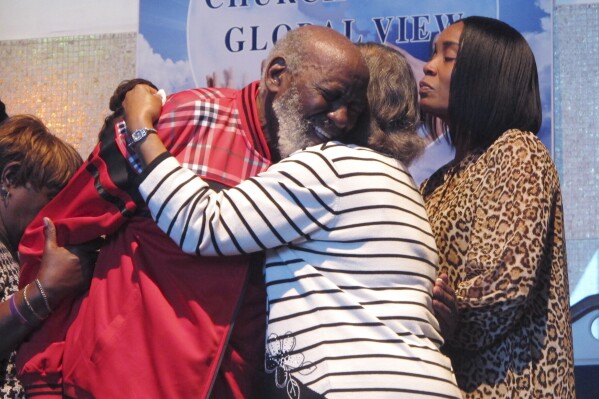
[0,185,9,207]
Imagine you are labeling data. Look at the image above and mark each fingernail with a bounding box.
[43,217,49,227]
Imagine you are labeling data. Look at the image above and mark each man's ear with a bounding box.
[264,57,287,93]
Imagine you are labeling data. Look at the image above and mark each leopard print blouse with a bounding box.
[421,129,575,398]
[0,241,24,398]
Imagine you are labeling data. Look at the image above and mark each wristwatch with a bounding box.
[127,127,157,147]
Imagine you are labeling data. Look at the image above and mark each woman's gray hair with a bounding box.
[356,42,425,166]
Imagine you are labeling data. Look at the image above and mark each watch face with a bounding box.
[131,129,147,142]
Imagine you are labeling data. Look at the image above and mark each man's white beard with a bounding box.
[272,86,313,159]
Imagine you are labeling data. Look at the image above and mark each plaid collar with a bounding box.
[118,82,272,183]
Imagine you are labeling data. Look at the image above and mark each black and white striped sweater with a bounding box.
[139,141,461,399]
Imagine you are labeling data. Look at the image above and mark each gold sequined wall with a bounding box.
[0,33,136,157]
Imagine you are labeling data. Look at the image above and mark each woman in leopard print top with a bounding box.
[0,115,86,398]
[419,16,575,398]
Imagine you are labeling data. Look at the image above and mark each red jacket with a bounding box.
[17,83,271,398]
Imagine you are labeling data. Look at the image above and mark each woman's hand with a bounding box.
[123,84,163,132]
[123,84,169,168]
[432,273,459,343]
[35,218,100,309]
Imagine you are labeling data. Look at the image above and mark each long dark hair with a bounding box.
[426,16,541,156]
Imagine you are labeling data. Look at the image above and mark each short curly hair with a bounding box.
[0,115,82,197]
[351,42,425,166]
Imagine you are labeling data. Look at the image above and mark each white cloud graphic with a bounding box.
[554,0,599,4]
[136,34,195,94]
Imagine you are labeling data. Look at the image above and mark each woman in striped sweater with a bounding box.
[124,43,460,399]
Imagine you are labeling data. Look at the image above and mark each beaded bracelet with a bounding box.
[34,279,52,314]
[8,293,30,326]
[23,284,46,321]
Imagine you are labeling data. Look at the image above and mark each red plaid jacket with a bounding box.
[17,82,272,398]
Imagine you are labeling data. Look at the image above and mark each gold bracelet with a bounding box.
[22,284,47,321]
[34,279,53,314]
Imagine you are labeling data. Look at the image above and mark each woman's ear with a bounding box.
[264,57,287,93]
[1,161,20,188]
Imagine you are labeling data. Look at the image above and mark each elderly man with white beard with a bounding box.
[122,41,461,399]
[16,25,369,399]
